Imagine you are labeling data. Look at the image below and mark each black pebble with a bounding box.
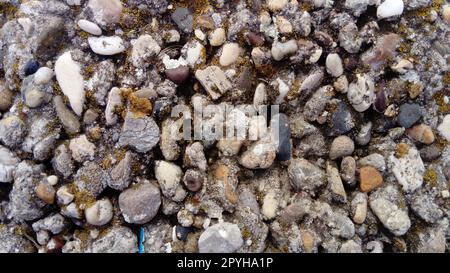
[24,59,40,76]
[397,103,422,128]
[176,225,191,242]
[272,113,291,161]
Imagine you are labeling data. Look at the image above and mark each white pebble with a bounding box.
[85,198,113,226]
[437,114,450,141]
[77,19,102,36]
[47,175,58,186]
[219,43,241,66]
[209,28,226,47]
[377,0,404,19]
[55,51,85,116]
[271,39,298,61]
[34,67,53,85]
[88,36,126,55]
[326,53,343,77]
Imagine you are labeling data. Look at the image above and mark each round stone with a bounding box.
[118,183,161,224]
[85,198,113,226]
[330,136,355,160]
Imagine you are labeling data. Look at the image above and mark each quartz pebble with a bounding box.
[219,43,241,67]
[88,36,126,55]
[55,52,85,116]
[198,222,243,253]
[271,40,298,61]
[326,53,343,77]
[377,0,404,19]
[437,115,450,141]
[77,19,102,35]
[85,198,113,226]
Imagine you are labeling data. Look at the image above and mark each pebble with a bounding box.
[267,0,288,11]
[347,74,375,112]
[154,160,183,199]
[109,151,133,191]
[334,75,349,93]
[0,116,27,148]
[389,144,425,193]
[339,240,362,253]
[397,103,422,128]
[69,135,96,162]
[271,40,298,61]
[359,153,386,172]
[88,36,125,55]
[437,114,450,141]
[262,190,278,220]
[53,96,81,135]
[339,23,362,53]
[327,163,347,203]
[369,189,411,236]
[351,192,367,224]
[25,89,45,108]
[0,146,19,183]
[91,226,137,253]
[359,166,383,192]
[271,113,292,161]
[288,158,325,193]
[340,156,356,186]
[77,19,102,36]
[329,136,355,160]
[88,0,123,26]
[184,142,207,172]
[56,185,74,205]
[239,138,277,169]
[118,183,161,224]
[183,169,206,192]
[47,175,58,186]
[420,145,441,162]
[0,82,13,112]
[209,28,226,47]
[198,222,244,253]
[165,66,190,85]
[35,180,55,204]
[105,87,123,126]
[406,124,435,144]
[304,85,335,122]
[131,35,161,68]
[55,51,85,116]
[33,67,53,85]
[328,101,355,136]
[219,43,241,67]
[355,122,372,146]
[171,7,193,33]
[443,5,450,24]
[326,53,343,77]
[377,0,404,19]
[195,66,232,100]
[24,59,40,76]
[85,198,113,226]
[118,112,160,153]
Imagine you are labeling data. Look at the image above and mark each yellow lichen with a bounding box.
[396,143,410,158]
[423,168,438,186]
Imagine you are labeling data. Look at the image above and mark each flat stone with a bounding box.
[195,66,232,100]
[359,166,383,192]
[118,112,160,153]
[397,103,422,128]
[88,36,126,55]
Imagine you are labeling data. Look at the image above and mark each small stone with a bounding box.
[359,166,383,192]
[288,158,325,193]
[88,36,125,55]
[339,23,362,53]
[351,192,367,224]
[359,153,386,172]
[23,59,40,76]
[239,138,276,169]
[35,180,55,204]
[326,53,343,77]
[77,19,102,35]
[420,145,441,162]
[109,151,133,191]
[339,240,362,253]
[437,115,450,141]
[131,35,161,68]
[91,226,137,253]
[330,136,355,160]
[0,116,27,148]
[165,65,190,85]
[171,7,192,33]
[347,74,375,112]
[389,144,425,193]
[377,0,404,19]
[52,144,75,179]
[271,39,298,61]
[154,161,183,198]
[267,0,288,11]
[24,89,45,108]
[69,135,96,162]
[304,85,335,122]
[195,66,232,100]
[406,124,435,144]
[56,185,74,205]
[219,43,241,67]
[88,0,123,26]
[184,142,207,171]
[118,182,161,224]
[47,175,58,186]
[183,169,206,192]
[397,103,422,128]
[118,112,160,153]
[53,96,81,135]
[275,16,293,33]
[0,146,19,183]
[55,51,85,116]
[85,198,113,226]
[0,82,13,112]
[340,156,356,186]
[105,87,123,126]
[327,162,347,203]
[443,5,450,24]
[198,222,243,253]
[209,28,226,47]
[334,75,349,93]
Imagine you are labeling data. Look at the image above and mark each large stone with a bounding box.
[119,183,161,224]
[198,222,243,253]
[118,112,160,153]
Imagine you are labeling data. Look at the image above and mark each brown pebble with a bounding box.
[406,124,435,144]
[246,32,264,47]
[196,15,215,29]
[165,65,190,84]
[35,181,55,204]
[359,166,383,193]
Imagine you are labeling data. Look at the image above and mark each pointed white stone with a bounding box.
[55,51,85,116]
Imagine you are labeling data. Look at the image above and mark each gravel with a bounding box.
[0,0,448,254]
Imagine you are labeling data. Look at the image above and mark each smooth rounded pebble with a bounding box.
[77,19,102,35]
[377,0,404,19]
[88,36,126,55]
[85,198,113,226]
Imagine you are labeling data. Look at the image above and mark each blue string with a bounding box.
[138,227,144,253]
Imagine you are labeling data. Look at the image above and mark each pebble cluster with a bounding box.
[0,0,449,253]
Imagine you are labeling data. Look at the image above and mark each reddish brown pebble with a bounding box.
[165,65,190,84]
[35,181,55,204]
[359,166,383,192]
